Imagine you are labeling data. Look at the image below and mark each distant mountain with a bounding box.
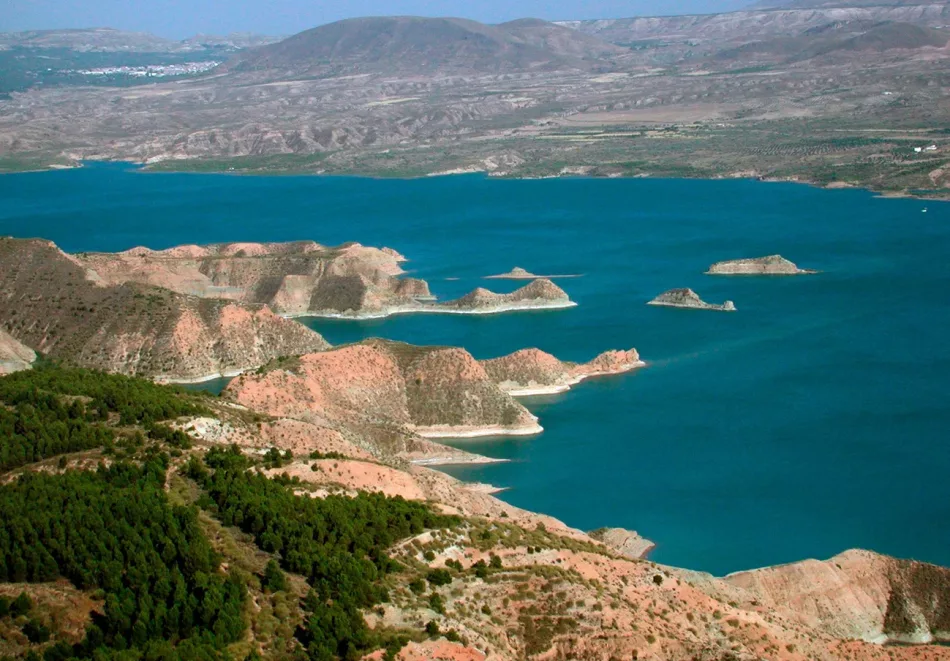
[0,28,180,52]
[233,16,625,75]
[749,0,946,8]
[0,27,280,53]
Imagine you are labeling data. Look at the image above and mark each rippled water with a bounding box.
[2,162,948,575]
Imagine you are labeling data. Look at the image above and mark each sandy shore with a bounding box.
[287,300,578,320]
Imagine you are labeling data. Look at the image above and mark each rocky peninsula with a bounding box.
[224,339,545,443]
[481,347,644,396]
[589,527,656,560]
[706,254,818,275]
[648,288,737,312]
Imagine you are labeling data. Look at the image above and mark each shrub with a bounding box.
[427,569,452,587]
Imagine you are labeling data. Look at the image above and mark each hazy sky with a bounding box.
[0,0,751,39]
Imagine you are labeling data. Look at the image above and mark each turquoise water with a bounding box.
[2,162,948,576]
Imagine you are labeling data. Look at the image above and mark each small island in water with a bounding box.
[485,266,581,280]
[648,288,736,312]
[706,255,817,275]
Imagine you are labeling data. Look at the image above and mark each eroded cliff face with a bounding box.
[0,238,329,379]
[0,328,35,375]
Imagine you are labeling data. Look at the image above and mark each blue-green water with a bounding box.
[2,162,948,576]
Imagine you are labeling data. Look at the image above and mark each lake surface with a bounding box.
[2,162,948,576]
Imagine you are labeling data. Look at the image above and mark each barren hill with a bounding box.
[0,238,328,380]
[232,16,623,75]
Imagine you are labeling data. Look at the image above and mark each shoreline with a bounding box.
[503,360,647,397]
[484,273,584,280]
[413,422,544,439]
[286,300,578,320]
[410,455,511,467]
[647,301,736,312]
[6,160,950,202]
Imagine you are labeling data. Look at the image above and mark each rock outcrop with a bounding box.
[0,328,35,375]
[224,339,542,440]
[648,288,737,311]
[481,347,643,395]
[589,527,656,559]
[706,254,818,275]
[0,238,329,380]
[682,549,950,646]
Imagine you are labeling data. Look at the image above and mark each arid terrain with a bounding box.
[0,1,948,195]
[2,3,950,659]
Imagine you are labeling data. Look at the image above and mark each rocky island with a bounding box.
[648,288,737,312]
[436,278,575,315]
[485,266,581,280]
[706,254,818,275]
